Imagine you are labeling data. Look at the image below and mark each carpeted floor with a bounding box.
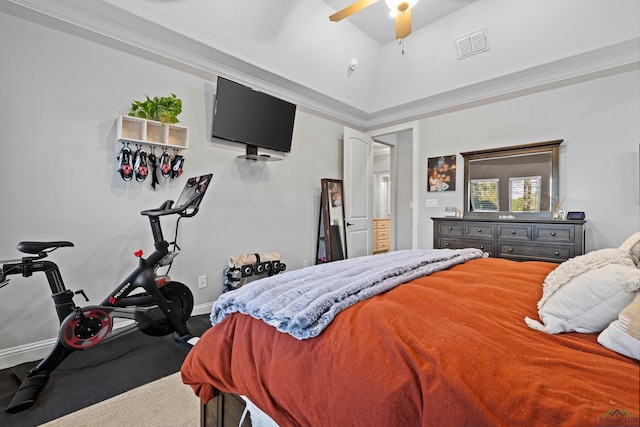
[40,372,200,427]
[0,315,210,427]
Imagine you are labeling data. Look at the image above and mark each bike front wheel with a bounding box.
[140,281,194,336]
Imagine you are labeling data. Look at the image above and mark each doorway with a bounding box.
[371,128,415,252]
[343,122,418,258]
[373,142,391,254]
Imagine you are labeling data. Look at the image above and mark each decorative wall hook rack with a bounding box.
[116,115,189,154]
[116,116,188,183]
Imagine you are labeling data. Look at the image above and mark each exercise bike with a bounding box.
[0,173,213,413]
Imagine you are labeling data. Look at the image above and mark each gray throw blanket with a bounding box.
[211,248,485,339]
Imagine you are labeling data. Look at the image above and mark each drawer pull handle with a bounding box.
[447,227,453,231]
[554,251,560,256]
[480,246,485,250]
[445,242,450,247]
[511,230,516,234]
[551,232,557,237]
[477,229,482,233]
[508,248,513,252]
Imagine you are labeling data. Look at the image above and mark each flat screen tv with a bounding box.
[212,77,296,158]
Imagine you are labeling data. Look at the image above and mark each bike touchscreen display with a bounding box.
[175,174,213,210]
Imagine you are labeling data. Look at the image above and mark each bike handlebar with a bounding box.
[141,174,211,219]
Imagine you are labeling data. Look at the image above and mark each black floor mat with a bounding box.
[0,315,211,427]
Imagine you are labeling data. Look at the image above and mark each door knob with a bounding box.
[346,222,354,227]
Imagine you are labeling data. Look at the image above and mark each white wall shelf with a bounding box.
[116,115,188,153]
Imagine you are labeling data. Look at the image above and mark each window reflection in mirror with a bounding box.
[462,140,561,218]
[509,176,541,212]
[470,179,499,211]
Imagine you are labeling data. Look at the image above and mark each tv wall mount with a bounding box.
[237,145,283,162]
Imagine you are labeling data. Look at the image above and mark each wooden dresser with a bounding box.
[432,217,586,263]
[373,218,390,254]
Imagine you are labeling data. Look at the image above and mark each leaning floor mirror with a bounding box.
[316,179,348,264]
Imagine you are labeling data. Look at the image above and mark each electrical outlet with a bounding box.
[425,199,438,208]
[198,275,207,289]
[303,259,309,268]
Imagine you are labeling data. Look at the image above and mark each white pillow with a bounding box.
[598,293,640,360]
[619,231,640,261]
[525,249,640,334]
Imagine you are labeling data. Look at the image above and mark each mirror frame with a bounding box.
[461,140,562,219]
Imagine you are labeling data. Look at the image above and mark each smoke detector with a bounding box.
[456,28,490,59]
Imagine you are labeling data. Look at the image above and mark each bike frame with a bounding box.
[101,214,190,337]
[1,214,190,339]
[1,216,188,413]
[2,173,211,413]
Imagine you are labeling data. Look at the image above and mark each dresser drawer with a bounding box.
[465,223,495,239]
[377,240,390,251]
[377,229,390,239]
[436,222,464,237]
[497,224,532,241]
[534,225,575,243]
[498,243,572,262]
[432,217,585,263]
[375,219,390,230]
[438,238,494,256]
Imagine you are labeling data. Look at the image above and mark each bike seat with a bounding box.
[17,241,74,254]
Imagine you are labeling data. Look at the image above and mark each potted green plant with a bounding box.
[128,93,182,124]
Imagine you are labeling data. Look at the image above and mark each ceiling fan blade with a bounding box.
[395,8,412,39]
[329,0,379,22]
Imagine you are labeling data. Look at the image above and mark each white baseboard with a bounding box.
[191,302,214,317]
[0,302,213,370]
[0,337,57,371]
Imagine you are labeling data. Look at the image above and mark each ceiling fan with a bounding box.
[329,0,419,40]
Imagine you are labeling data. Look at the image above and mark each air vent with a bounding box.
[456,28,490,59]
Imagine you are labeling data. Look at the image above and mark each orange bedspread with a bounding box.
[181,258,640,426]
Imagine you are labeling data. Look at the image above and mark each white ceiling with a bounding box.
[3,0,638,129]
[321,0,477,44]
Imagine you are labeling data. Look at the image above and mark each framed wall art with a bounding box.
[428,155,457,192]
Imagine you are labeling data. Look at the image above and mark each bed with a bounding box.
[181,243,640,427]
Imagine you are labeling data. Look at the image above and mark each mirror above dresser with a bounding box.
[433,139,585,263]
[461,140,562,219]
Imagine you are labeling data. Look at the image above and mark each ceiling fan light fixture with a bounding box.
[384,0,418,12]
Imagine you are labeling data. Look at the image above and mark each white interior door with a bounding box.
[343,127,373,258]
